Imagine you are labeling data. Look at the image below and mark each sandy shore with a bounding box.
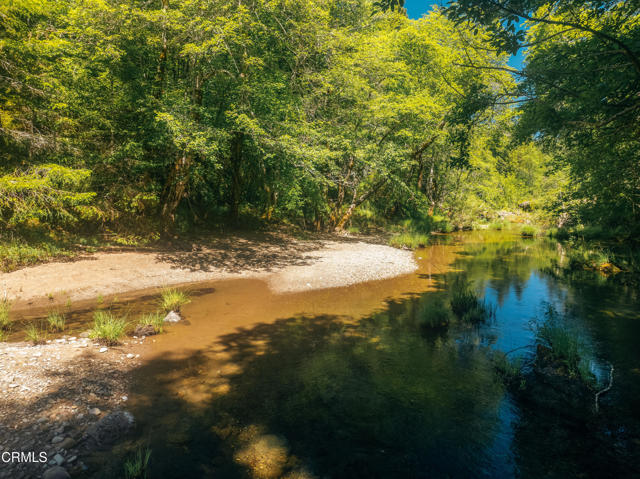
[0,234,416,309]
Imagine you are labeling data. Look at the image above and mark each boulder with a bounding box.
[83,410,134,447]
[163,311,182,323]
[42,466,70,479]
[133,324,156,336]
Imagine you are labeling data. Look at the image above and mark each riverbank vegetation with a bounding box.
[1,0,570,270]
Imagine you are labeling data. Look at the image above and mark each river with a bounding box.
[84,230,640,478]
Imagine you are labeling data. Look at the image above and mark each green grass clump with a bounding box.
[520,225,539,237]
[418,298,451,329]
[46,311,66,332]
[389,233,430,249]
[124,447,152,479]
[137,312,164,334]
[536,306,594,383]
[25,323,47,345]
[0,329,9,342]
[159,288,191,312]
[90,311,128,345]
[489,220,508,231]
[0,299,11,330]
[449,277,494,324]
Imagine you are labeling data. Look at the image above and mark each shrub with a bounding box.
[124,447,152,479]
[0,298,11,330]
[46,311,66,332]
[159,288,191,312]
[489,220,507,231]
[25,323,47,345]
[520,225,539,237]
[90,311,128,345]
[137,312,164,334]
[389,233,430,249]
[449,277,494,324]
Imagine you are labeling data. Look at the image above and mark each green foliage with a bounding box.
[124,447,152,479]
[159,288,190,312]
[90,311,127,345]
[0,165,98,230]
[137,312,164,334]
[25,323,47,345]
[0,329,9,342]
[46,311,65,332]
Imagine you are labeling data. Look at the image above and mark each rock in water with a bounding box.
[163,311,182,323]
[42,466,70,479]
[133,324,156,336]
[83,410,134,447]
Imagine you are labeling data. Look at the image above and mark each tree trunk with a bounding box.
[161,151,193,227]
[334,178,387,231]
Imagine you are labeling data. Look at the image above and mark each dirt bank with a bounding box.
[0,233,417,310]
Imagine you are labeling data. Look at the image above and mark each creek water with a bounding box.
[85,231,640,478]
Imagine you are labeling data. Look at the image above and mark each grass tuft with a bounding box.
[0,298,11,330]
[90,310,128,345]
[159,288,191,312]
[389,232,430,249]
[137,312,164,334]
[46,311,66,332]
[124,447,152,479]
[25,323,47,345]
[520,225,539,237]
[418,298,450,329]
[449,277,495,324]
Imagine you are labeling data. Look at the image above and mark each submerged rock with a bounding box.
[83,410,134,447]
[42,466,70,479]
[163,311,182,323]
[133,324,156,336]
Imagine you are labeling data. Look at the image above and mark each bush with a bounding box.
[0,239,74,272]
[159,288,191,312]
[137,312,164,334]
[90,311,128,345]
[124,447,152,479]
[0,298,11,330]
[389,233,430,249]
[449,277,494,324]
[489,220,508,231]
[25,323,47,345]
[520,225,539,237]
[46,311,66,332]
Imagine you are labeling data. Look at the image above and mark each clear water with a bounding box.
[85,231,640,478]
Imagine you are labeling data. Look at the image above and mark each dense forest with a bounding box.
[0,0,638,258]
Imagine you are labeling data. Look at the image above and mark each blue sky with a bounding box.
[404,0,525,70]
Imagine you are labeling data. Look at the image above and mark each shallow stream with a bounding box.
[83,231,640,478]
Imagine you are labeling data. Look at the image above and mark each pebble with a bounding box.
[53,453,64,465]
[89,408,101,416]
[99,347,108,353]
[51,436,64,444]
[126,353,134,359]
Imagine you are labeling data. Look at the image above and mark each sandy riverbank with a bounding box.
[1,234,417,310]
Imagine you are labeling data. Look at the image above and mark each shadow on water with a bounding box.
[92,312,507,479]
[81,232,640,478]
